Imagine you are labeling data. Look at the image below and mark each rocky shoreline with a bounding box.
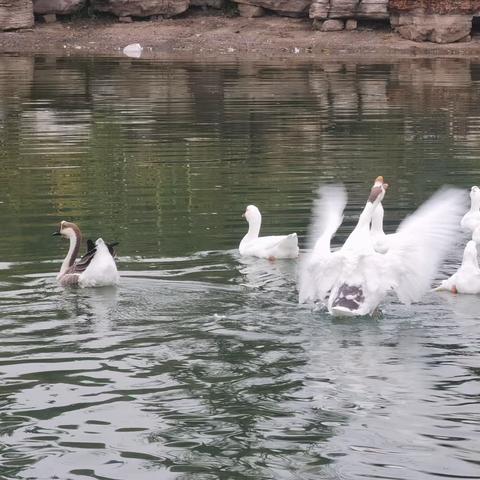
[2,13,480,61]
[3,1,480,45]
[3,1,480,60]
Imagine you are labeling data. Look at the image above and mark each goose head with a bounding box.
[467,186,480,210]
[242,205,262,238]
[52,221,82,241]
[243,205,262,224]
[368,176,389,205]
[470,185,480,200]
[53,221,83,275]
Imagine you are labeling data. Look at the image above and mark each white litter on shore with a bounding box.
[123,43,143,58]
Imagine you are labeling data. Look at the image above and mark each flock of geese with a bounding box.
[53,177,480,317]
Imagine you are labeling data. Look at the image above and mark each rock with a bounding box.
[42,12,57,21]
[389,0,479,43]
[190,0,223,8]
[345,17,357,29]
[234,0,310,16]
[328,0,357,19]
[0,0,34,30]
[91,0,189,18]
[310,0,388,20]
[389,0,480,15]
[276,10,305,16]
[238,3,264,17]
[309,0,328,19]
[321,18,344,30]
[33,0,85,14]
[357,0,387,19]
[391,13,473,43]
[118,15,133,21]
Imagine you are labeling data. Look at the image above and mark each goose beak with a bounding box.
[52,231,61,236]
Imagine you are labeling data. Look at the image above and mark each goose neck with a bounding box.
[470,195,480,211]
[357,201,376,230]
[371,203,384,235]
[59,230,81,276]
[245,215,261,240]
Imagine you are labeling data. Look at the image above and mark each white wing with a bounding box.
[79,239,120,287]
[382,187,466,303]
[299,184,347,303]
[307,184,347,255]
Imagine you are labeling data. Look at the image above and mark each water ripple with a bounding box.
[2,55,480,479]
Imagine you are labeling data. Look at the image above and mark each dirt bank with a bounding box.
[2,12,480,60]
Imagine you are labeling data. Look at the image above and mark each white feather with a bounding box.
[78,239,120,288]
[377,187,466,303]
[299,184,346,303]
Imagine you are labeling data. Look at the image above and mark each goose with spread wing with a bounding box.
[299,179,465,316]
[239,205,299,259]
[299,177,387,308]
[53,221,120,287]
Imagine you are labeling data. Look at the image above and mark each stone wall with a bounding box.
[390,0,480,43]
[0,0,34,30]
[34,0,86,15]
[309,0,388,30]
[91,0,189,17]
[389,0,480,14]
[235,0,310,17]
[310,0,388,20]
[2,0,480,44]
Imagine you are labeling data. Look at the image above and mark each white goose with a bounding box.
[53,221,120,287]
[460,186,480,232]
[434,240,480,294]
[239,205,299,259]
[299,179,465,316]
[299,176,388,311]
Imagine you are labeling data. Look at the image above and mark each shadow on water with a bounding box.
[1,55,480,479]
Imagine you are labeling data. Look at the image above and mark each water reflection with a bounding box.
[436,290,480,319]
[237,255,297,292]
[1,55,480,479]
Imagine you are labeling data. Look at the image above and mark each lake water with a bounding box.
[1,55,480,480]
